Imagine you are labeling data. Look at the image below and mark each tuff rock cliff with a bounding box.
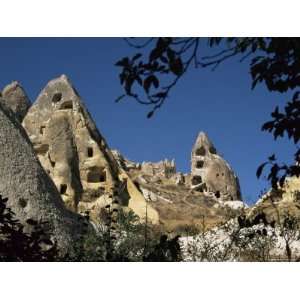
[22,75,159,224]
[0,98,85,254]
[1,81,31,122]
[190,132,242,201]
[2,75,248,233]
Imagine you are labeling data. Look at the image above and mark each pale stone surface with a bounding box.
[0,100,84,253]
[180,221,300,261]
[141,159,176,178]
[1,81,31,122]
[172,172,185,185]
[223,200,246,210]
[190,132,242,201]
[248,176,300,222]
[111,149,140,171]
[22,75,159,224]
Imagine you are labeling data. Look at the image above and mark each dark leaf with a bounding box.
[160,55,168,64]
[268,154,276,161]
[167,48,175,61]
[115,95,126,103]
[115,57,130,67]
[149,48,162,62]
[293,91,300,101]
[170,58,184,76]
[256,162,268,178]
[147,111,154,118]
[143,75,159,93]
[132,53,142,61]
[279,175,286,188]
[261,121,274,132]
[152,92,167,98]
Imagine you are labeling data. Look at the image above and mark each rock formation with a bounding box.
[0,100,84,253]
[141,159,176,179]
[111,149,140,171]
[22,75,159,224]
[248,176,300,223]
[1,81,31,122]
[191,132,242,201]
[3,74,244,232]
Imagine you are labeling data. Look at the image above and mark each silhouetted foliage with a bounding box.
[0,195,58,261]
[116,37,300,188]
[143,234,182,262]
[65,203,171,262]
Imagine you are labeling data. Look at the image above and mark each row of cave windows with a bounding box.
[39,92,73,136]
[52,92,73,109]
[59,170,106,195]
[194,161,225,177]
[46,92,106,196]
[192,176,235,200]
[191,176,222,199]
[51,92,107,150]
[195,146,216,156]
[47,149,94,170]
[46,92,103,158]
[43,141,94,162]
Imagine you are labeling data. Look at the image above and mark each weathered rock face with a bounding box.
[111,149,140,171]
[248,176,300,223]
[191,132,242,201]
[22,75,159,224]
[141,159,176,179]
[1,81,31,122]
[0,100,84,253]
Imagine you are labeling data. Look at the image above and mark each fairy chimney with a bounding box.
[191,132,242,201]
[1,81,31,122]
[22,75,159,224]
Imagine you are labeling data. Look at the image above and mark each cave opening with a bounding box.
[195,146,206,156]
[52,92,62,103]
[87,147,93,157]
[196,160,204,168]
[87,168,106,183]
[60,184,67,195]
[192,175,202,185]
[59,101,73,109]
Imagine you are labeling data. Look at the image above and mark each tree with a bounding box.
[0,194,58,261]
[116,37,300,188]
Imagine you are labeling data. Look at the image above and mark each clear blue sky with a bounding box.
[0,38,294,205]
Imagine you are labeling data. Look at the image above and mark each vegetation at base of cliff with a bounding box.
[2,193,300,262]
[65,204,182,262]
[183,211,300,262]
[0,195,58,262]
[0,194,182,262]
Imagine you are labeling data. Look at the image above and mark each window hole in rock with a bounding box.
[59,100,73,110]
[40,126,46,135]
[87,147,93,157]
[196,160,204,168]
[195,146,206,156]
[60,184,67,195]
[87,168,106,183]
[52,92,62,103]
[18,198,27,208]
[192,175,202,185]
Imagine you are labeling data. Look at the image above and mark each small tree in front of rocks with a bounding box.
[0,194,58,262]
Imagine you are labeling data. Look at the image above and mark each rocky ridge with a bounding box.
[4,74,297,236]
[21,75,159,224]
